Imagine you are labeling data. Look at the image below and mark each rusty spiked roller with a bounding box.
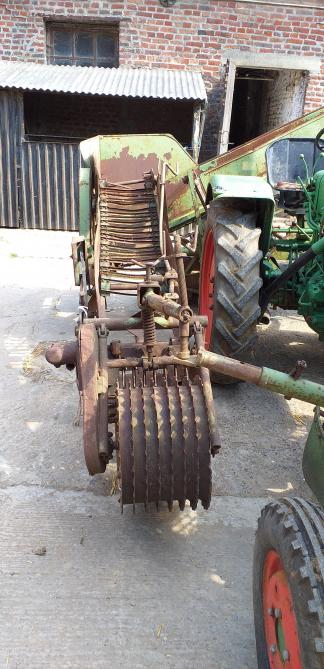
[46,236,219,511]
[46,233,324,512]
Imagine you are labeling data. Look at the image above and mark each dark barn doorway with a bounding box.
[219,64,308,154]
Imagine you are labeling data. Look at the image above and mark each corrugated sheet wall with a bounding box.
[0,91,21,228]
[21,142,79,231]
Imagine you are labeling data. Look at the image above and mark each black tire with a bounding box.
[200,200,262,384]
[253,497,324,669]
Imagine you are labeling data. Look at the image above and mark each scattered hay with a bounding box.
[73,397,82,425]
[32,546,47,556]
[110,470,119,496]
[29,341,48,357]
[156,624,164,639]
[292,413,305,425]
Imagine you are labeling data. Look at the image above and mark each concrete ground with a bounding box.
[0,229,323,669]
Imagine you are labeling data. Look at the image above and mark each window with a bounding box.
[47,23,119,68]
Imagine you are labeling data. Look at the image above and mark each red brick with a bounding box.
[0,0,322,159]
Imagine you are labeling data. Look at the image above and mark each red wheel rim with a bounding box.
[263,549,302,668]
[199,229,215,349]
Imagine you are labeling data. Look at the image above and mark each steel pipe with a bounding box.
[144,292,193,323]
[85,314,207,329]
[45,341,78,368]
[195,349,324,407]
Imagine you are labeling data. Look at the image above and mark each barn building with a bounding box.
[0,0,323,230]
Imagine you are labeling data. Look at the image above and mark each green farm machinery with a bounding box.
[45,108,324,667]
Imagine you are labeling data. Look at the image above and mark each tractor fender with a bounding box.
[302,406,324,507]
[206,174,274,254]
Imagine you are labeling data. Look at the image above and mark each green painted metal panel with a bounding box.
[303,406,324,506]
[207,174,275,252]
[261,366,324,407]
[79,133,198,234]
[167,106,324,230]
[77,109,324,248]
[79,167,91,237]
[99,133,192,161]
[313,170,324,221]
[199,106,324,182]
[311,233,324,256]
[96,133,195,176]
[208,173,274,201]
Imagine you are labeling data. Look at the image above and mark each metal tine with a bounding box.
[118,381,134,512]
[127,379,136,514]
[140,384,148,511]
[174,381,186,511]
[144,384,158,510]
[168,382,183,510]
[196,377,212,510]
[116,382,123,515]
[153,385,163,511]
[149,385,161,511]
[106,213,157,219]
[102,179,148,188]
[162,375,173,511]
[104,226,159,233]
[186,382,200,510]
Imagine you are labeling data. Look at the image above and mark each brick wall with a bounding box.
[23,91,194,145]
[0,0,323,158]
[261,70,308,133]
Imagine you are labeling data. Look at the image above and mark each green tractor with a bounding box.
[248,129,324,669]
[193,126,324,667]
[198,129,324,375]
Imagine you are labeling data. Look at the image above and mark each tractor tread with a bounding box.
[254,497,324,669]
[201,201,262,382]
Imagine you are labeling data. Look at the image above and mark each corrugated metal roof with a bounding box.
[0,61,207,102]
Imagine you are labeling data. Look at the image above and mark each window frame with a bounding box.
[46,21,119,68]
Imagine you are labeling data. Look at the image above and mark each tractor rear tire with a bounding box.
[253,497,324,669]
[199,200,262,384]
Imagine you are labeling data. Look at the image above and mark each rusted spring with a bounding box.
[174,233,189,308]
[142,307,157,347]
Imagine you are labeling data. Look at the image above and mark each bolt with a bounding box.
[270,644,277,654]
[181,308,192,323]
[282,650,289,662]
[274,608,282,619]
[267,607,274,617]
